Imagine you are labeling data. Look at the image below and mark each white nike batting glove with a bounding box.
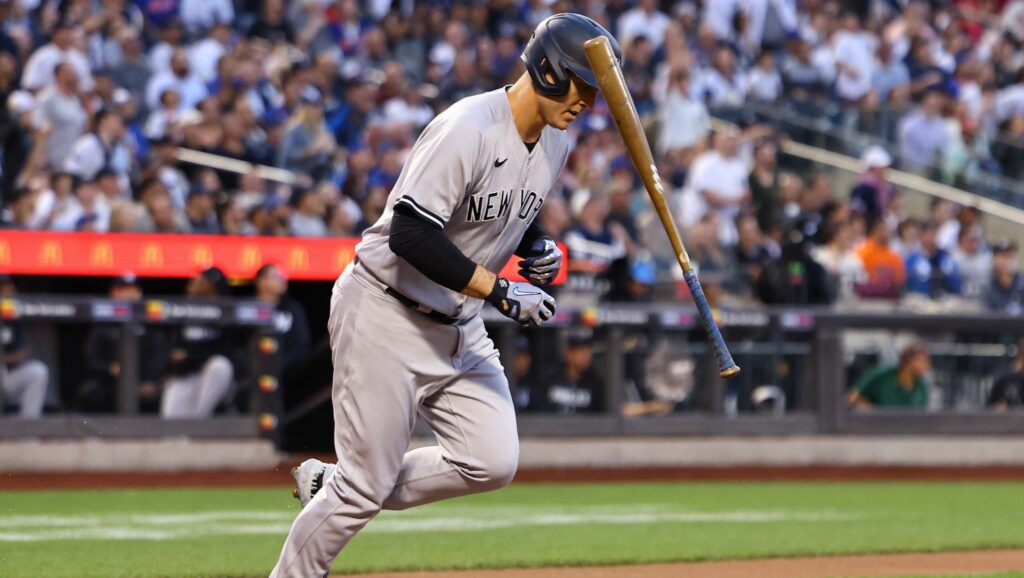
[517,238,562,286]
[485,277,556,326]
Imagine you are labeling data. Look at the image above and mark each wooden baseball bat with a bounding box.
[584,36,740,379]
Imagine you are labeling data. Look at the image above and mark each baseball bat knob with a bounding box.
[719,366,742,380]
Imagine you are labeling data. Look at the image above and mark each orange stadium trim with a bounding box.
[0,232,569,284]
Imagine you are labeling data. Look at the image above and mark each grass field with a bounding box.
[1,482,1023,578]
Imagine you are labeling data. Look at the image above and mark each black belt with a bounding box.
[384,287,461,325]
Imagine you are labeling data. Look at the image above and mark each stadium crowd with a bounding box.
[3,0,1024,419]
[0,0,1021,312]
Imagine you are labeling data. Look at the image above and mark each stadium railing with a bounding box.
[2,297,1022,444]
[0,295,283,442]
[719,102,1024,209]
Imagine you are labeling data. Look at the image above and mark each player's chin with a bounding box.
[554,112,577,129]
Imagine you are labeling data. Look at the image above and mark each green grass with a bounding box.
[0,482,1022,577]
[870,575,1024,578]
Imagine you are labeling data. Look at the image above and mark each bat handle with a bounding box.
[682,269,741,379]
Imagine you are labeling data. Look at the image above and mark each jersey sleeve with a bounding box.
[393,116,483,230]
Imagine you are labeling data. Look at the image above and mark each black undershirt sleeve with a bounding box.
[514,220,551,257]
[389,203,479,293]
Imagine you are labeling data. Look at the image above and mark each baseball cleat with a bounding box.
[291,458,335,508]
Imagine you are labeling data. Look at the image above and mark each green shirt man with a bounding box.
[848,344,931,409]
[853,365,929,408]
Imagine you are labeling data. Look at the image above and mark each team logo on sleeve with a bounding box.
[467,188,544,223]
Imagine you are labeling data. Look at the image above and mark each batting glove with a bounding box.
[517,238,562,286]
[486,277,556,326]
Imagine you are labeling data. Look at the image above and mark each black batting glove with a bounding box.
[517,238,562,286]
[485,277,556,326]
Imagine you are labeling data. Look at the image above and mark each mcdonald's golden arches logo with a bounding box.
[191,243,213,268]
[40,240,63,265]
[140,242,164,268]
[288,246,309,272]
[90,241,114,267]
[336,247,354,269]
[239,244,262,271]
[0,240,10,266]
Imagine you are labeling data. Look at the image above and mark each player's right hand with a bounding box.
[485,277,556,326]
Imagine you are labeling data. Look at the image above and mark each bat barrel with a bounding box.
[585,36,740,380]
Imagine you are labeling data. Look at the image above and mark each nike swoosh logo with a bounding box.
[494,158,508,168]
[511,286,541,297]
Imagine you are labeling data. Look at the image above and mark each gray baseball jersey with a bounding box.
[355,87,571,319]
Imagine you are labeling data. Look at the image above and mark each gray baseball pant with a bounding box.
[161,355,233,419]
[1,360,48,418]
[269,264,518,578]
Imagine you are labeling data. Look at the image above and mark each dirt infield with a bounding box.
[351,550,1024,578]
[5,465,1024,490]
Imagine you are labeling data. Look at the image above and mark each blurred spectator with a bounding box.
[510,336,536,412]
[145,49,207,112]
[28,172,74,230]
[79,274,167,413]
[892,218,921,259]
[832,12,876,108]
[703,0,743,43]
[685,212,736,281]
[992,115,1024,181]
[21,21,93,92]
[812,221,865,301]
[988,340,1024,410]
[64,109,132,182]
[617,0,670,50]
[746,52,783,103]
[656,70,710,157]
[905,221,963,299]
[248,0,295,44]
[870,42,910,109]
[109,28,149,107]
[161,267,236,419]
[849,145,894,223]
[848,343,931,410]
[757,223,831,305]
[538,330,605,415]
[184,185,221,234]
[254,264,310,374]
[854,218,906,299]
[696,46,747,109]
[744,0,798,52]
[289,189,328,237]
[985,240,1024,315]
[1,90,40,198]
[179,0,234,35]
[952,225,993,300]
[38,62,87,169]
[898,89,949,173]
[734,213,776,291]
[564,192,627,278]
[0,276,49,418]
[278,86,336,180]
[72,178,109,232]
[684,131,750,245]
[144,89,182,140]
[748,140,780,236]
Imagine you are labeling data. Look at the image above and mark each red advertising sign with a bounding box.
[0,232,568,284]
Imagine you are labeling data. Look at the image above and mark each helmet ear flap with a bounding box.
[522,33,571,96]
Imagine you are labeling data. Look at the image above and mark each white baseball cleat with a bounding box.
[291,458,336,508]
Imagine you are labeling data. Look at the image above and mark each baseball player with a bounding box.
[270,14,621,578]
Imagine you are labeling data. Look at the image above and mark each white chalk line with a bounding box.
[0,506,868,542]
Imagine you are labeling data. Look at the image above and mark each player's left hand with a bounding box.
[517,239,562,286]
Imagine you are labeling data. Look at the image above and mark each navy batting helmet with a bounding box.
[521,13,622,97]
